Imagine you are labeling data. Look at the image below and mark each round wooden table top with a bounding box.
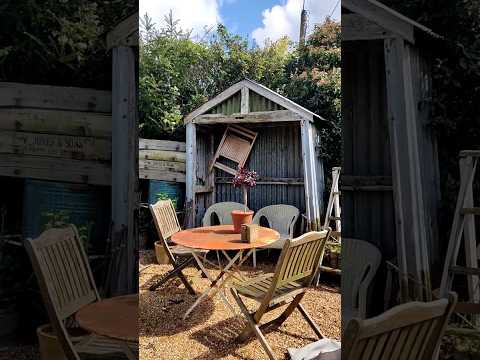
[75,294,138,342]
[171,225,280,251]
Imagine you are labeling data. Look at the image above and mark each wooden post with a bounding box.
[301,120,321,230]
[460,155,479,323]
[241,87,249,114]
[111,46,138,295]
[186,122,197,228]
[384,37,431,302]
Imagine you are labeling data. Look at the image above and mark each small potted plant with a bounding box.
[231,166,257,233]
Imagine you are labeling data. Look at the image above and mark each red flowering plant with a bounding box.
[232,166,258,212]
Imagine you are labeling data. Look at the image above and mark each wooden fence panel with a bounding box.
[0,82,112,185]
[138,139,186,182]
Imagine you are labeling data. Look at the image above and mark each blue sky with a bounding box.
[140,0,340,45]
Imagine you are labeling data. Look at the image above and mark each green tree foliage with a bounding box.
[139,17,296,140]
[139,15,341,170]
[382,0,480,225]
[0,0,137,88]
[283,20,341,171]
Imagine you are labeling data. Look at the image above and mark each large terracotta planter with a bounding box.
[231,210,254,233]
[155,241,170,264]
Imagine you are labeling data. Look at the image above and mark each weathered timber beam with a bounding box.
[194,110,301,124]
[342,14,394,41]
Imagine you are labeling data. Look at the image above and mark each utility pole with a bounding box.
[299,0,308,47]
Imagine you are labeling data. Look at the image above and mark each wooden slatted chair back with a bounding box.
[342,292,457,360]
[271,230,330,291]
[150,199,181,262]
[150,199,181,240]
[25,225,99,360]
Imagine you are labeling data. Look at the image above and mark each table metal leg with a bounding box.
[190,252,235,313]
[184,250,244,319]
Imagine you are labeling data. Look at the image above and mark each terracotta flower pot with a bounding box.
[231,210,254,233]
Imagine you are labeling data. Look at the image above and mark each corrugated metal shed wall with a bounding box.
[208,91,241,114]
[342,40,395,314]
[195,89,308,227]
[214,123,305,213]
[342,40,396,260]
[195,130,214,225]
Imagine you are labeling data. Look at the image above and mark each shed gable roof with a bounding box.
[184,79,326,124]
[342,0,441,43]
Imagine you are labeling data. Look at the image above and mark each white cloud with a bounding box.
[140,0,222,38]
[252,0,340,46]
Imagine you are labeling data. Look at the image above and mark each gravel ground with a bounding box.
[139,250,341,360]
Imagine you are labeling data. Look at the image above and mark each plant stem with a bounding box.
[243,185,248,212]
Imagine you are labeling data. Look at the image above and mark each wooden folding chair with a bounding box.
[230,229,331,360]
[149,199,208,293]
[25,225,136,360]
[209,124,258,175]
[342,292,457,360]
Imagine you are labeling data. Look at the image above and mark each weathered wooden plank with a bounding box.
[195,185,213,193]
[185,123,196,226]
[215,177,304,185]
[0,82,111,112]
[0,131,111,161]
[110,46,137,294]
[106,13,139,49]
[139,168,186,182]
[139,159,185,173]
[241,87,249,114]
[0,154,110,185]
[343,0,415,43]
[0,109,111,138]
[384,37,431,301]
[194,110,300,124]
[139,138,186,152]
[139,149,186,163]
[342,14,394,41]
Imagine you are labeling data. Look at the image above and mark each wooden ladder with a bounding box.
[440,150,480,322]
[323,167,342,243]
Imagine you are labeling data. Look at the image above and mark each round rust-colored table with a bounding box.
[76,294,138,343]
[171,225,280,318]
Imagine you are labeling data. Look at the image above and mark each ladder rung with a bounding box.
[461,207,480,215]
[455,302,480,314]
[329,216,341,221]
[450,266,480,276]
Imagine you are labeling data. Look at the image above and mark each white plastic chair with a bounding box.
[251,204,299,267]
[202,202,248,226]
[341,238,381,330]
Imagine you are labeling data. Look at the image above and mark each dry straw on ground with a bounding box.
[139,250,341,360]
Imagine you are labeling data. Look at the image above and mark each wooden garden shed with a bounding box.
[184,79,327,230]
[342,0,443,309]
